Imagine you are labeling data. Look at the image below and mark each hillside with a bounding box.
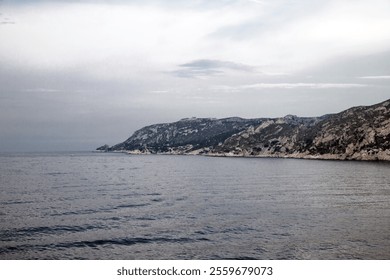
[98,99,390,161]
[100,117,265,154]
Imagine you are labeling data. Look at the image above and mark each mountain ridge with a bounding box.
[98,99,390,161]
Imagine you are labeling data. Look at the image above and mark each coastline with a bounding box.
[106,149,390,162]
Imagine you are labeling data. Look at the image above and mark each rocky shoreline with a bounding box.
[117,149,390,161]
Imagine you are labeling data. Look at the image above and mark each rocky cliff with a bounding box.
[99,99,390,161]
[103,117,265,154]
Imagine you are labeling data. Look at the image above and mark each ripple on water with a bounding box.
[1,153,389,259]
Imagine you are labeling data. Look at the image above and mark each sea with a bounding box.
[0,152,389,260]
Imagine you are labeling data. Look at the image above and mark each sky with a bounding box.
[1,0,390,152]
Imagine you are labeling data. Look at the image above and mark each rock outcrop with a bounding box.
[96,144,110,151]
[99,99,390,161]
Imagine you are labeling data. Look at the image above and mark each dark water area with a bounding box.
[0,152,389,259]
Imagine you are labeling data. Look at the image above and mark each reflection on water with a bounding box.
[0,152,389,259]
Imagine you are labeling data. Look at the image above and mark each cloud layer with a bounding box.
[1,0,390,151]
[173,59,254,78]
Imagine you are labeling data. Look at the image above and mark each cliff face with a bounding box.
[211,115,323,157]
[297,99,390,160]
[107,117,264,154]
[212,99,390,160]
[100,99,390,161]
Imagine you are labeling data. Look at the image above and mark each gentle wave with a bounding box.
[50,202,151,216]
[0,236,210,255]
[0,224,107,241]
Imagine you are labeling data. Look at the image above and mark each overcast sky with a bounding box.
[1,0,390,152]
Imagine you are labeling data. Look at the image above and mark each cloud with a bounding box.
[150,90,169,94]
[359,76,390,79]
[22,88,63,93]
[215,83,371,91]
[247,0,265,4]
[0,7,16,25]
[3,1,390,77]
[181,59,254,72]
[173,59,255,78]
[208,0,390,73]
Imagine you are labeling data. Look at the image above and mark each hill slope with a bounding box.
[102,117,265,154]
[98,99,390,161]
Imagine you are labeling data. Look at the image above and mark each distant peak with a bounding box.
[283,114,298,119]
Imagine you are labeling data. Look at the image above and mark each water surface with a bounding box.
[0,152,389,259]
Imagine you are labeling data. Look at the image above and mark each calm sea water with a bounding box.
[0,152,389,259]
